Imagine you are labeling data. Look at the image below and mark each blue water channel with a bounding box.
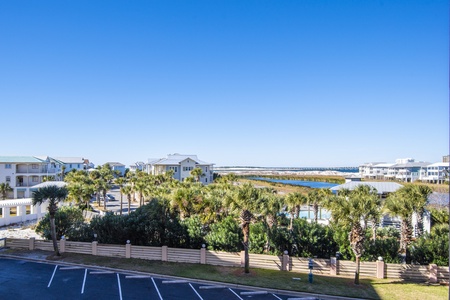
[249,177,339,189]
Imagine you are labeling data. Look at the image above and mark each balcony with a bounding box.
[15,165,58,174]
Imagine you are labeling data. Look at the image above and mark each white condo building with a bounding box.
[145,154,214,185]
[0,156,89,199]
[423,162,449,184]
[360,157,448,183]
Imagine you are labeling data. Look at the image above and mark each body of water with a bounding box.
[249,177,339,189]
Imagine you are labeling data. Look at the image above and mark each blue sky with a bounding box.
[1,1,448,167]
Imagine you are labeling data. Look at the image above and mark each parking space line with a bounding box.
[117,274,123,300]
[81,269,87,294]
[162,279,188,284]
[151,277,163,300]
[47,265,58,288]
[272,294,283,300]
[229,288,244,300]
[60,266,83,270]
[199,285,226,289]
[241,291,268,295]
[189,283,204,300]
[90,271,114,274]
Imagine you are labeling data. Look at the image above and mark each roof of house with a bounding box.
[390,162,430,168]
[105,162,125,167]
[373,163,395,168]
[54,157,85,164]
[427,162,449,167]
[0,156,44,163]
[31,181,68,189]
[151,154,212,166]
[330,181,404,194]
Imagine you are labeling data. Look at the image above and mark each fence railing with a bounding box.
[5,237,448,283]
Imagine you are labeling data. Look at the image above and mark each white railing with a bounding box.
[0,198,47,227]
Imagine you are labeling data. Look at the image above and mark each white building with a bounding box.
[105,162,126,177]
[359,162,394,180]
[145,154,214,184]
[385,159,430,183]
[129,162,145,172]
[422,162,449,184]
[0,156,89,199]
[53,157,89,173]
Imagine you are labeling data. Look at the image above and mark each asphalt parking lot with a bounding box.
[0,258,318,300]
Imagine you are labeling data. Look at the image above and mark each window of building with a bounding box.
[6,176,10,182]
[32,177,38,182]
[5,164,11,169]
[32,164,38,169]
[69,164,72,168]
[78,164,80,168]
[206,167,208,172]
[168,166,178,172]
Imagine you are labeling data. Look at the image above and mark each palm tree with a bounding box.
[259,191,282,253]
[384,184,431,260]
[410,184,432,237]
[325,185,380,284]
[224,183,263,273]
[190,167,204,183]
[308,189,331,223]
[285,192,308,230]
[0,182,13,200]
[134,178,147,207]
[121,185,133,214]
[32,185,68,256]
[116,177,126,216]
[65,170,95,214]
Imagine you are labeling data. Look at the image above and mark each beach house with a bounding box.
[145,154,214,184]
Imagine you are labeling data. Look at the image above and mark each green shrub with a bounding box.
[35,206,86,240]
[205,216,242,252]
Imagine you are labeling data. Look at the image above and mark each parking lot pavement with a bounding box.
[0,258,315,300]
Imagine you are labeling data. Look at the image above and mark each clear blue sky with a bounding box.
[1,1,448,167]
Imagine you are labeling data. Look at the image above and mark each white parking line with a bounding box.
[272,294,283,300]
[151,277,163,300]
[229,288,244,300]
[90,271,114,274]
[241,291,268,296]
[59,266,83,270]
[126,275,152,279]
[117,274,123,300]
[199,285,226,289]
[162,280,188,284]
[47,265,58,288]
[189,283,204,300]
[81,269,87,294]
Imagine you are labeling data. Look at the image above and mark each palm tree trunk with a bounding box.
[120,193,123,216]
[50,216,60,256]
[128,195,131,214]
[289,213,294,230]
[354,256,360,285]
[243,222,250,273]
[314,204,319,223]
